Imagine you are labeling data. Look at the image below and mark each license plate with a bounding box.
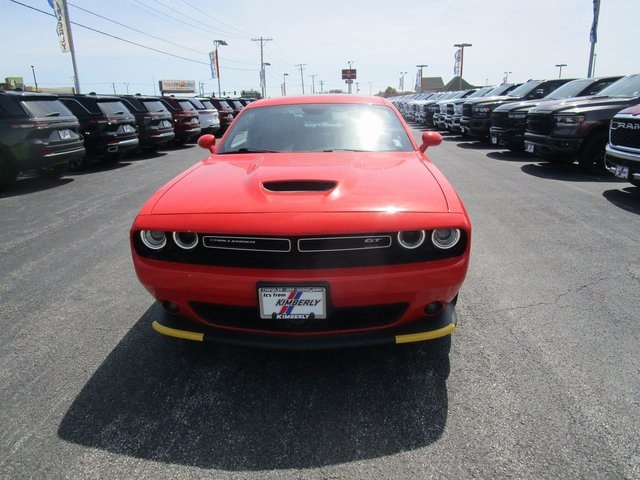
[614,165,629,179]
[460,126,466,133]
[525,142,535,153]
[59,129,71,140]
[491,135,498,145]
[258,286,326,320]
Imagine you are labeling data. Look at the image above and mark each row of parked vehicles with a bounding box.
[392,73,640,188]
[0,90,254,191]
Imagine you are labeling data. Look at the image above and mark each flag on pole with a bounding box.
[52,0,71,53]
[454,49,461,76]
[209,51,217,79]
[590,0,601,43]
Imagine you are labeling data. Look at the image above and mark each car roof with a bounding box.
[245,95,391,110]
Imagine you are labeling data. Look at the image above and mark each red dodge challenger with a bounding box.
[130,95,471,349]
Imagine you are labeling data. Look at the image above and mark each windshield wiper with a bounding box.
[220,148,280,154]
[323,148,369,152]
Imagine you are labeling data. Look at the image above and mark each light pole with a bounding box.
[400,72,407,92]
[347,60,354,94]
[555,63,567,79]
[309,74,317,94]
[261,62,271,98]
[30,65,38,92]
[416,64,428,92]
[213,40,227,98]
[282,73,288,96]
[453,43,472,89]
[504,71,512,84]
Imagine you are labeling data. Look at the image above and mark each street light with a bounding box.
[30,65,38,92]
[213,39,227,98]
[555,63,567,78]
[400,72,407,92]
[416,64,428,92]
[282,73,289,96]
[453,43,472,89]
[261,62,271,98]
[504,71,512,84]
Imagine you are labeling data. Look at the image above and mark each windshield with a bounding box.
[189,98,205,109]
[217,103,413,154]
[142,100,169,113]
[21,99,74,118]
[595,74,640,98]
[545,79,595,99]
[507,81,542,98]
[98,100,129,116]
[486,84,515,96]
[466,87,493,98]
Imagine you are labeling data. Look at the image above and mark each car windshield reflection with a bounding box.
[217,103,414,154]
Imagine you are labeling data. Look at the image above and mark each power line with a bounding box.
[179,0,254,39]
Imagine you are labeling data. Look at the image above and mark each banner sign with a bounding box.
[209,51,219,80]
[590,0,601,43]
[454,49,461,76]
[159,80,196,93]
[52,0,71,53]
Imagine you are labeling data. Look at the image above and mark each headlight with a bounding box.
[554,114,585,125]
[509,112,527,120]
[140,230,167,250]
[173,232,199,250]
[397,230,426,249]
[431,229,461,250]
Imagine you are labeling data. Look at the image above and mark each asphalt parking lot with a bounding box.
[0,131,638,479]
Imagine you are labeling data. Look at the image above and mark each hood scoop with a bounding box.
[262,180,337,193]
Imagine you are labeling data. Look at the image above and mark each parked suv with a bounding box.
[524,74,640,172]
[57,93,138,168]
[605,103,640,187]
[209,98,235,135]
[0,90,84,190]
[462,79,571,140]
[490,76,621,151]
[118,94,175,151]
[189,97,220,135]
[160,96,201,143]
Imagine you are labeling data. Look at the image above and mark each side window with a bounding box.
[60,99,88,117]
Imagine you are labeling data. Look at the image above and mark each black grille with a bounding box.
[462,104,472,117]
[526,113,553,134]
[491,111,510,129]
[610,119,640,149]
[133,231,468,269]
[446,104,455,115]
[190,301,409,332]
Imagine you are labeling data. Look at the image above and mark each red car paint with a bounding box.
[131,95,471,349]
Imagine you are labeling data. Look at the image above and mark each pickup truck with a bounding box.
[524,74,640,173]
[604,102,640,187]
[489,76,620,151]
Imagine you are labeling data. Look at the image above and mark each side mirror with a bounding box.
[419,131,443,153]
[197,134,216,153]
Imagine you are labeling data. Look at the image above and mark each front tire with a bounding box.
[0,158,17,191]
[578,131,608,174]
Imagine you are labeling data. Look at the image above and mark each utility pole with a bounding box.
[309,74,317,94]
[504,71,512,84]
[252,37,273,98]
[555,63,567,78]
[319,80,325,93]
[282,73,288,96]
[296,64,307,94]
[30,65,38,92]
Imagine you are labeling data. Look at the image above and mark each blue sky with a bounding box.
[2,0,638,97]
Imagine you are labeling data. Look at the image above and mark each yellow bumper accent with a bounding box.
[394,323,455,344]
[152,320,204,342]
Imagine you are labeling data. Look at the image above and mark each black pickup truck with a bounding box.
[461,79,570,140]
[524,74,640,172]
[489,76,620,151]
[604,102,640,187]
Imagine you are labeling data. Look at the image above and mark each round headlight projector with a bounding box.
[431,228,461,250]
[173,232,199,250]
[140,230,167,250]
[397,230,427,249]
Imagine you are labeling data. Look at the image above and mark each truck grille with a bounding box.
[610,118,640,149]
[526,113,553,135]
[491,111,510,129]
[462,104,472,117]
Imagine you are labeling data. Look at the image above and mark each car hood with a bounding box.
[148,152,449,215]
[529,96,640,114]
[493,98,547,113]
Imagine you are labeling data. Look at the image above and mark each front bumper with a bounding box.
[151,301,457,350]
[523,133,583,159]
[489,127,524,149]
[467,118,491,138]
